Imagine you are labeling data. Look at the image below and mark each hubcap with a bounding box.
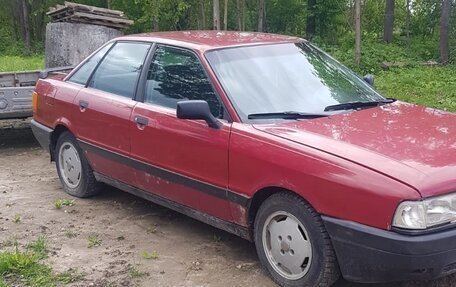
[58,142,82,189]
[262,211,312,280]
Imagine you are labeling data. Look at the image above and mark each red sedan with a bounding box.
[31,31,456,287]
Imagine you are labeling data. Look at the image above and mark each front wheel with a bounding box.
[254,193,340,287]
[55,131,101,198]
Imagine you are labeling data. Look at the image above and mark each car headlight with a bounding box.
[393,193,456,230]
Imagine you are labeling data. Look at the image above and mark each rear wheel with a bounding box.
[55,132,101,197]
[254,193,340,287]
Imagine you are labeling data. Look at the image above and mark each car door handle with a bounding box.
[135,116,149,127]
[79,100,89,111]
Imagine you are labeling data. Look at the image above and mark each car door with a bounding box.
[71,41,152,185]
[130,45,233,221]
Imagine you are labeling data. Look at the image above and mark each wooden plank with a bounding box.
[47,4,68,15]
[72,12,133,25]
[68,17,130,29]
[73,7,129,20]
[64,1,124,17]
[47,1,133,28]
[55,15,130,29]
[49,10,72,21]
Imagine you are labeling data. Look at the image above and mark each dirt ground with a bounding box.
[1,119,455,287]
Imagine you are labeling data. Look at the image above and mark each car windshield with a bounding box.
[205,42,386,122]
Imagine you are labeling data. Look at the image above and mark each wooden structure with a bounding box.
[47,1,133,29]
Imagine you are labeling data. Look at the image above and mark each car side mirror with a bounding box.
[176,100,222,129]
[363,74,375,86]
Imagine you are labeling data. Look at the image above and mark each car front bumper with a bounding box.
[30,119,53,154]
[323,216,456,283]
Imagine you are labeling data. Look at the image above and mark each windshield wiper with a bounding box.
[324,98,395,112]
[248,111,329,120]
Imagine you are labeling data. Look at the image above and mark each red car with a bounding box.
[31,31,456,287]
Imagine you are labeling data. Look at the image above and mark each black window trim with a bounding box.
[137,43,233,122]
[65,41,115,86]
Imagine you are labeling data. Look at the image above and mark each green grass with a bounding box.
[141,250,159,260]
[0,237,82,287]
[0,55,44,72]
[54,199,75,209]
[27,236,48,260]
[128,265,149,279]
[376,65,456,112]
[87,234,102,248]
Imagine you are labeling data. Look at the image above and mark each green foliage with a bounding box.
[0,250,53,287]
[376,66,456,112]
[0,56,44,72]
[27,236,48,260]
[322,33,440,74]
[141,250,159,259]
[87,234,102,248]
[54,199,75,209]
[128,265,149,278]
[0,0,455,67]
[0,237,78,287]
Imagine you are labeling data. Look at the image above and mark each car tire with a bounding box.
[55,131,101,198]
[254,192,340,287]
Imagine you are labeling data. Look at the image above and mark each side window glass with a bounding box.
[145,46,223,118]
[68,43,113,85]
[89,42,151,99]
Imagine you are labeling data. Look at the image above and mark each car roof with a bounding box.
[115,31,304,52]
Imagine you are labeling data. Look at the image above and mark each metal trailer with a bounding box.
[0,71,40,119]
[0,67,73,120]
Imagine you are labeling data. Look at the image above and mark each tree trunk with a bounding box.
[153,19,160,32]
[406,0,411,47]
[242,0,245,31]
[213,0,220,30]
[383,0,395,43]
[224,0,228,30]
[258,0,265,32]
[107,0,112,9]
[20,0,30,51]
[306,0,316,40]
[440,0,451,64]
[355,0,362,66]
[237,0,242,31]
[201,0,206,29]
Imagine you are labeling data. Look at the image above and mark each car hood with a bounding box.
[253,101,456,198]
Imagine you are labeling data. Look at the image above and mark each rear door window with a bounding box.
[88,42,151,99]
[68,43,113,86]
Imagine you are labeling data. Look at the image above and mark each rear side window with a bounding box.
[68,43,113,85]
[89,42,151,99]
[145,45,223,118]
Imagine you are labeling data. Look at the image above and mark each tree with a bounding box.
[383,0,395,43]
[237,0,242,30]
[440,0,451,64]
[201,0,207,29]
[19,0,30,52]
[258,0,265,32]
[213,0,220,30]
[406,0,411,47]
[306,0,316,40]
[354,0,362,65]
[224,0,228,30]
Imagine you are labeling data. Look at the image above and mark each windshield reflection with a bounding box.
[206,42,385,121]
